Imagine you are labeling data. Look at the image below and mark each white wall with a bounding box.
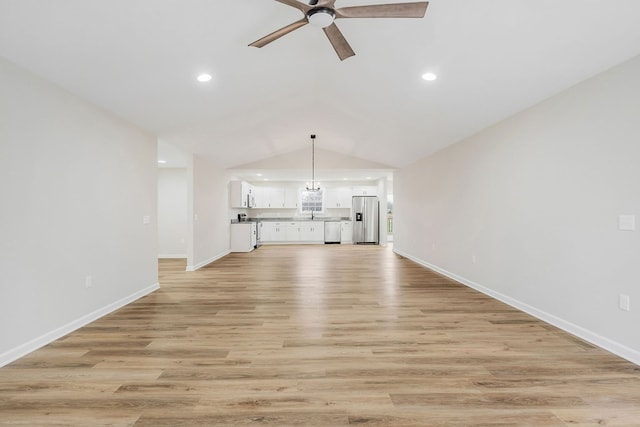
[394,55,640,364]
[0,58,158,366]
[377,178,388,246]
[186,155,230,271]
[158,168,188,258]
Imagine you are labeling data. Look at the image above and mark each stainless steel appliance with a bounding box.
[352,196,379,244]
[324,221,341,244]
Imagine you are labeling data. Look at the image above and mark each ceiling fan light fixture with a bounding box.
[307,7,335,28]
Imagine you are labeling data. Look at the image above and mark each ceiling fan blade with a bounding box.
[336,2,428,19]
[323,23,355,61]
[249,18,308,48]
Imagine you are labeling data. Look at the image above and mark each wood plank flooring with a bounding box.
[1,244,639,426]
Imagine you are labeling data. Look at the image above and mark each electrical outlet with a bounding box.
[619,294,630,311]
[618,215,636,231]
[85,275,93,289]
[143,215,150,225]
[472,255,477,264]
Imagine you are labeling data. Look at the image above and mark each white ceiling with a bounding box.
[1,0,640,169]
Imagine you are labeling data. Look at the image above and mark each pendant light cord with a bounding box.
[312,137,315,190]
[308,134,318,191]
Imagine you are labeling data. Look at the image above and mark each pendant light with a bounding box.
[306,134,320,191]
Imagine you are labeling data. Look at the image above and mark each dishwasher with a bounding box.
[324,221,341,244]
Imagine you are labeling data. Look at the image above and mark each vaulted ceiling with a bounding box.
[1,0,640,169]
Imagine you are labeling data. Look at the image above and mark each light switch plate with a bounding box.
[618,215,636,231]
[619,294,631,311]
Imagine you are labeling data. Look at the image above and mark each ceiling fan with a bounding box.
[249,0,429,61]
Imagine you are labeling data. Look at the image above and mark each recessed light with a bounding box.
[422,72,437,81]
[197,73,212,83]
[158,160,167,164]
[256,173,263,177]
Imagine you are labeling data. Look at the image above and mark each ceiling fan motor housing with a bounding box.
[307,7,336,28]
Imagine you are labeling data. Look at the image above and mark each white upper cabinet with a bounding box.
[352,186,378,197]
[243,183,378,210]
[230,180,252,208]
[284,187,299,209]
[253,186,268,208]
[253,186,287,209]
[326,187,352,208]
[269,188,286,209]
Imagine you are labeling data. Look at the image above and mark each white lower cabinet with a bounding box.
[259,222,285,242]
[230,222,257,252]
[301,221,325,242]
[259,221,325,244]
[258,222,269,242]
[285,222,301,241]
[340,221,353,244]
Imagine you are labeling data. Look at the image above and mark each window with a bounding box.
[300,190,324,213]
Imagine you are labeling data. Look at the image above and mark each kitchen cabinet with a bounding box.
[260,221,324,243]
[285,222,301,241]
[269,188,286,208]
[253,186,268,209]
[259,222,285,242]
[271,222,286,242]
[340,221,353,244]
[230,181,254,208]
[230,222,257,252]
[284,188,299,209]
[258,222,269,241]
[254,186,286,209]
[301,221,325,242]
[352,186,377,197]
[326,187,352,208]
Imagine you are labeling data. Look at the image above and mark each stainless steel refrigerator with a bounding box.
[352,196,379,244]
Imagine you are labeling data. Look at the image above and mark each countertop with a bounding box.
[250,217,351,223]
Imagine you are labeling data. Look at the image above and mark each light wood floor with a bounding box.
[2,245,640,426]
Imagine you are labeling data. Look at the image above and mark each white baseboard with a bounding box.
[257,242,325,245]
[0,282,160,368]
[393,249,640,366]
[158,254,187,259]
[186,250,230,272]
